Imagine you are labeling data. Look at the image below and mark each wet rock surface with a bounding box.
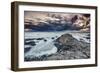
[24,33,90,61]
[45,33,90,60]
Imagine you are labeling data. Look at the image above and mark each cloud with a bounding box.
[24,11,90,32]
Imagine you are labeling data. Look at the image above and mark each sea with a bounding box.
[24,30,90,59]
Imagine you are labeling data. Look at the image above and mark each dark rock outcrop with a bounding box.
[52,33,90,60]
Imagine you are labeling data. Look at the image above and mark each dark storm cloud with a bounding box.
[24,11,90,32]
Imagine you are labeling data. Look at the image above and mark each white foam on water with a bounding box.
[25,39,57,58]
[24,31,90,58]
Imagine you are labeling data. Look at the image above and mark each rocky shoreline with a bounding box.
[24,33,90,61]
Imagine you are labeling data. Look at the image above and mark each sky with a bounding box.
[24,11,90,32]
